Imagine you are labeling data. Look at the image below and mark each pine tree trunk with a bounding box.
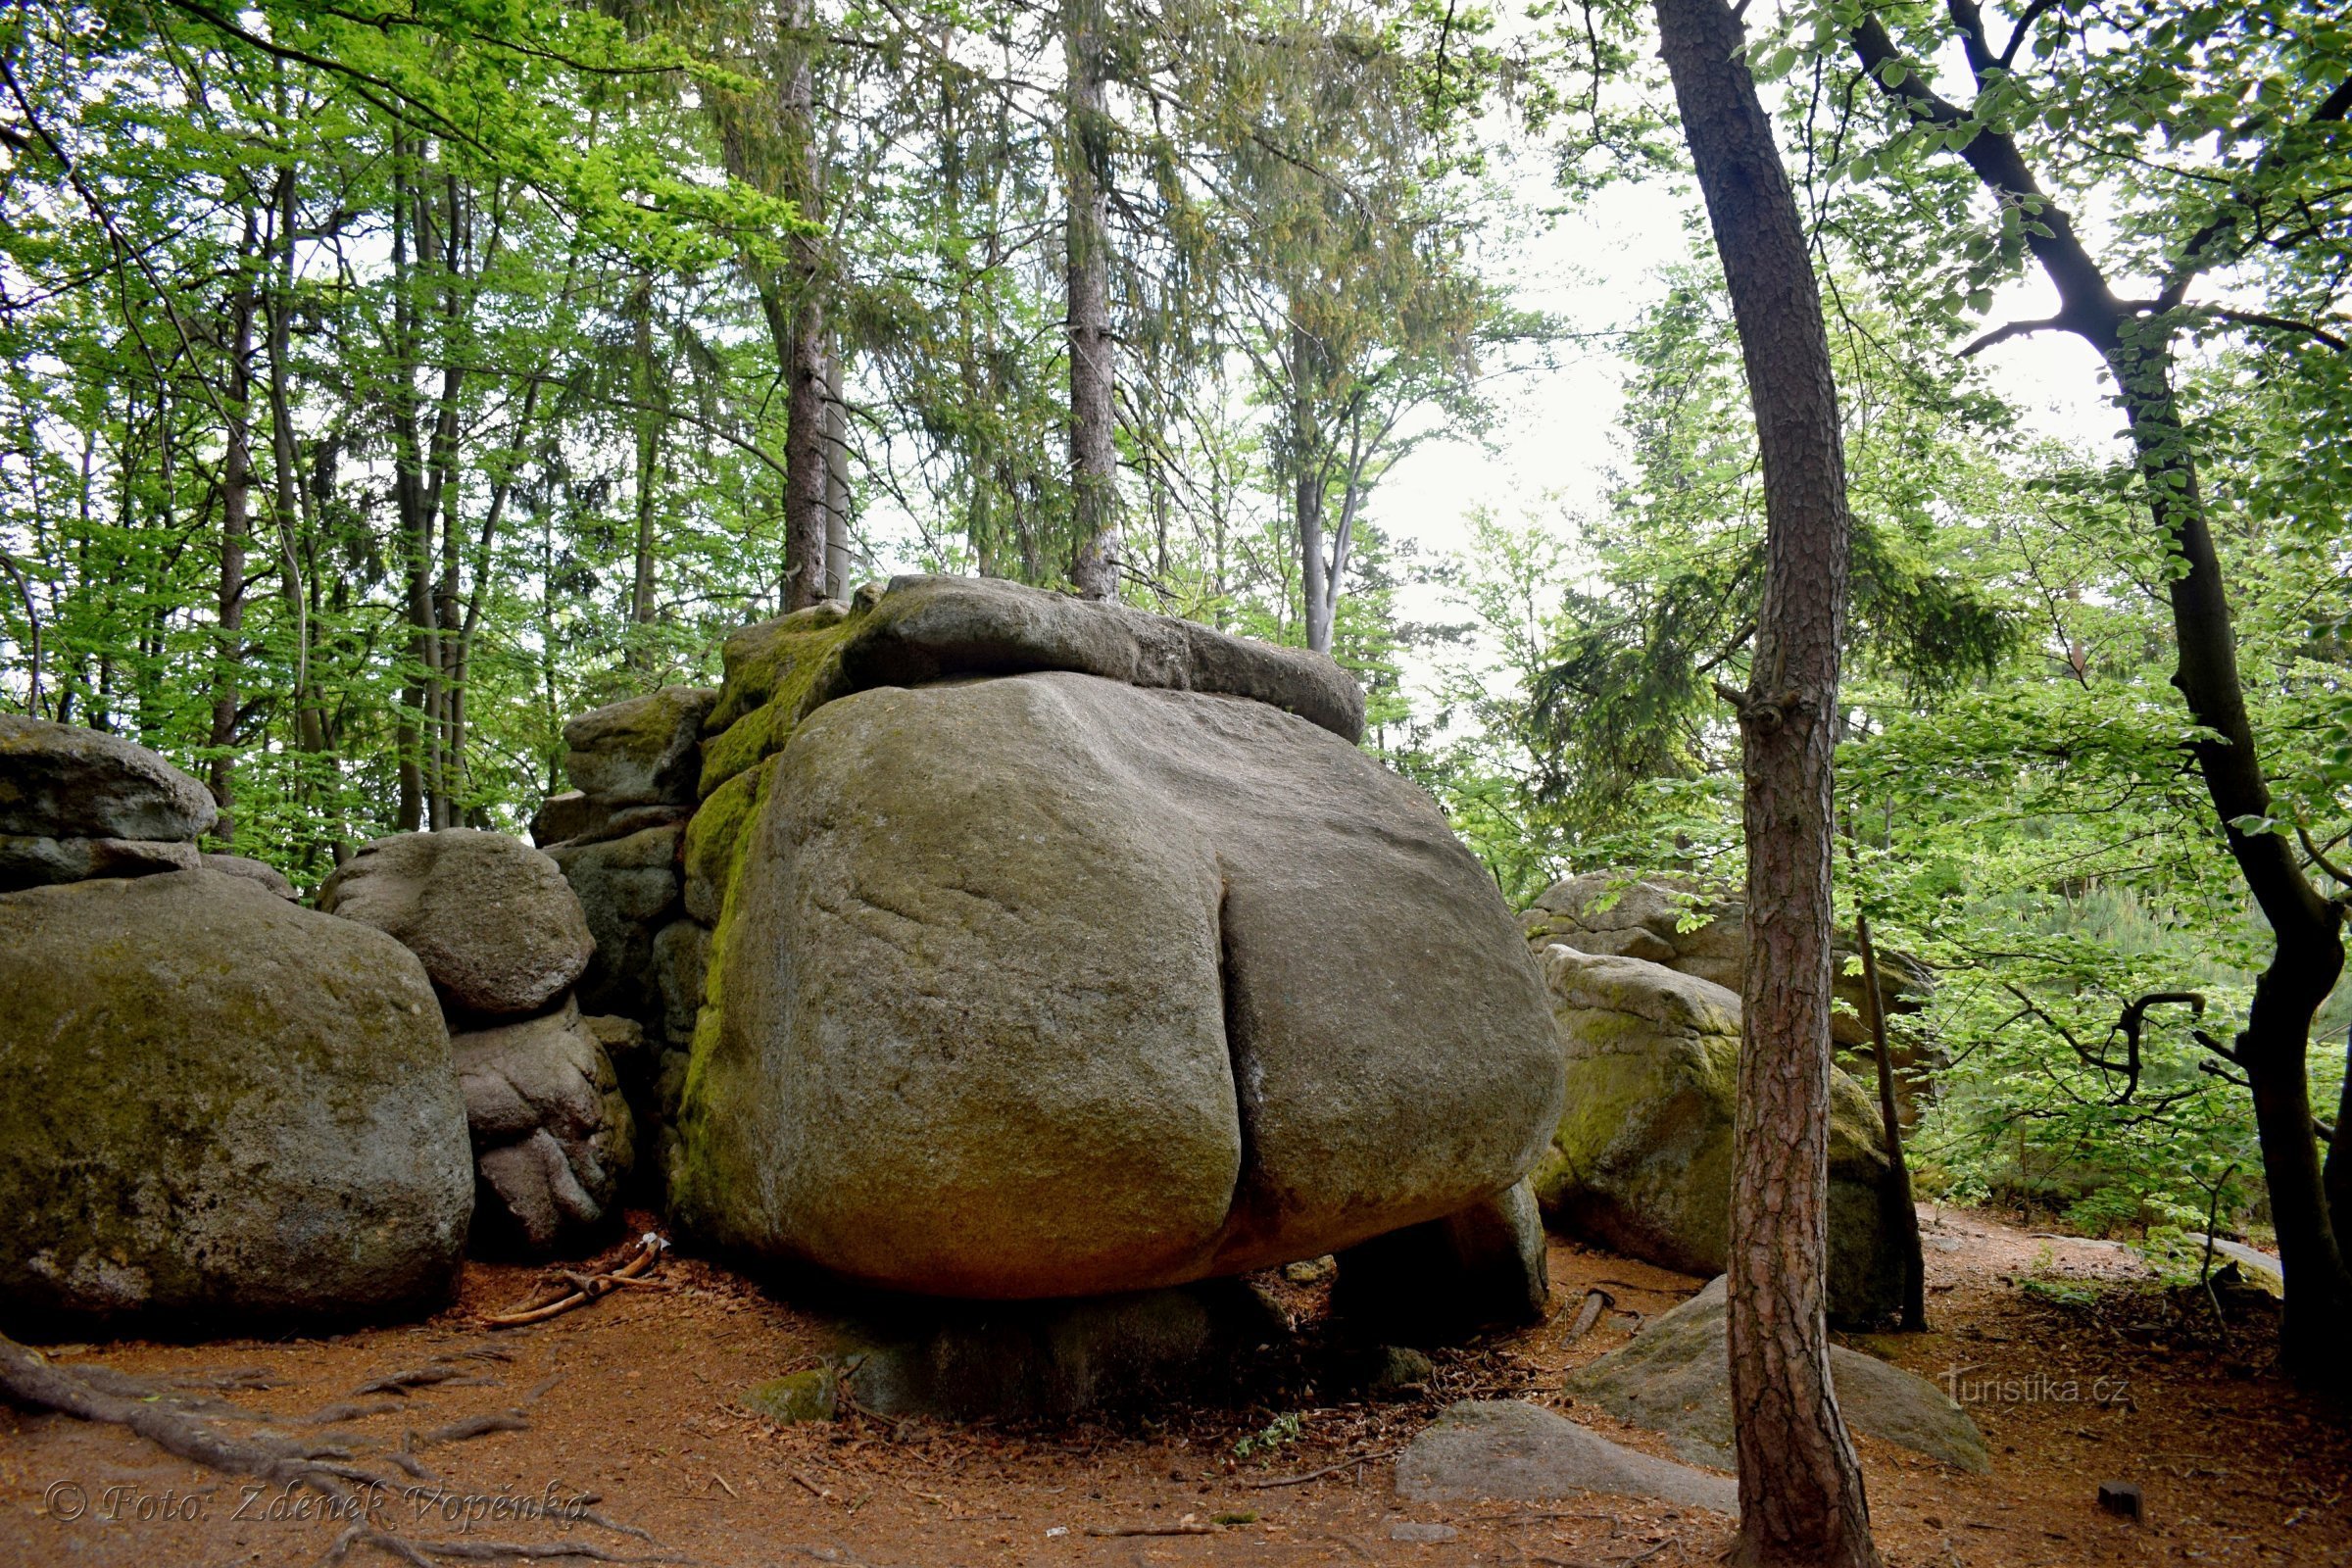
[825,346,851,600]
[779,0,829,612]
[1653,0,1879,1560]
[1064,0,1119,600]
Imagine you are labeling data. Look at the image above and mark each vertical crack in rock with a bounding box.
[1215,866,1263,1236]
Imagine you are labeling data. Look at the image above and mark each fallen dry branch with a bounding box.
[1238,1449,1396,1489]
[483,1236,669,1329]
[1084,1523,1217,1537]
[1565,1288,1613,1344]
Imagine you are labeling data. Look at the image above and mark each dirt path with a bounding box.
[3,1207,2345,1567]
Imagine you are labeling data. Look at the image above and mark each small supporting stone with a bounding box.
[2098,1480,2145,1523]
[1332,1179,1550,1343]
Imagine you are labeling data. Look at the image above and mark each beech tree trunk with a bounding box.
[1063,0,1119,601]
[1848,11,2352,1389]
[1653,0,1879,1561]
[208,206,261,850]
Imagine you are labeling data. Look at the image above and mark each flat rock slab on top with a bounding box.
[0,714,218,842]
[838,574,1367,743]
[562,686,716,808]
[1396,1399,1739,1515]
[1567,1276,1991,1474]
[318,829,596,1017]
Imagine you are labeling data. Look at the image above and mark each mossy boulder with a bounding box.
[547,823,684,1023]
[1533,946,1907,1325]
[319,829,595,1017]
[1523,871,1933,1050]
[562,686,717,808]
[672,669,1561,1298]
[0,870,472,1332]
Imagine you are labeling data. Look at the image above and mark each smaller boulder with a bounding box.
[1334,1180,1550,1341]
[1565,1277,1989,1473]
[0,715,217,842]
[0,834,198,891]
[200,853,297,900]
[453,1002,637,1252]
[1395,1399,1738,1513]
[1536,946,1908,1324]
[563,687,717,808]
[318,830,595,1017]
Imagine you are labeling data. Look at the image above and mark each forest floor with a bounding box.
[3,1204,2347,1568]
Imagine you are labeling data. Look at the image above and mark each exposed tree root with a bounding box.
[322,1528,687,1565]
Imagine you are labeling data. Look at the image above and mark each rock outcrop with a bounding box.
[319,828,633,1252]
[676,665,1561,1298]
[0,870,473,1330]
[1534,946,1909,1325]
[0,715,219,892]
[1566,1276,1989,1472]
[1522,871,1933,1050]
[319,829,595,1017]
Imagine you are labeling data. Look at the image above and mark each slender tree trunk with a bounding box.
[1855,909,1927,1331]
[208,206,261,850]
[1655,0,1878,1561]
[824,345,851,600]
[630,276,662,653]
[1063,0,1119,600]
[1848,12,2352,1391]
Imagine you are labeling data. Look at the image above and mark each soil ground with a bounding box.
[4,1205,2346,1568]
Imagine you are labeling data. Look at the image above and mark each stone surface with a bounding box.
[1395,1399,1739,1513]
[0,870,472,1330]
[743,1370,838,1424]
[651,918,710,1045]
[0,715,217,842]
[1389,1523,1458,1544]
[1566,1277,1990,1473]
[694,576,1369,799]
[1334,1180,1551,1340]
[453,1002,636,1252]
[840,1280,1286,1422]
[1534,946,1907,1325]
[0,834,199,890]
[199,853,297,899]
[1522,871,1932,1049]
[673,670,1561,1298]
[318,830,596,1017]
[563,687,717,807]
[531,790,595,848]
[548,824,684,1022]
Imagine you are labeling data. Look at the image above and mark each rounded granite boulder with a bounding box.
[0,870,474,1332]
[672,668,1564,1298]
[319,829,596,1017]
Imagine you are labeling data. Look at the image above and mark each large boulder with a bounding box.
[1566,1277,1989,1473]
[0,870,472,1330]
[0,715,218,844]
[561,686,717,809]
[673,668,1561,1298]
[318,830,595,1017]
[1534,946,1908,1325]
[199,852,297,899]
[1522,872,1933,1049]
[453,1001,636,1252]
[547,823,685,1022]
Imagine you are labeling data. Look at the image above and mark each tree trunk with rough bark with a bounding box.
[208,207,260,851]
[825,345,851,600]
[1064,0,1119,601]
[1653,0,1880,1561]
